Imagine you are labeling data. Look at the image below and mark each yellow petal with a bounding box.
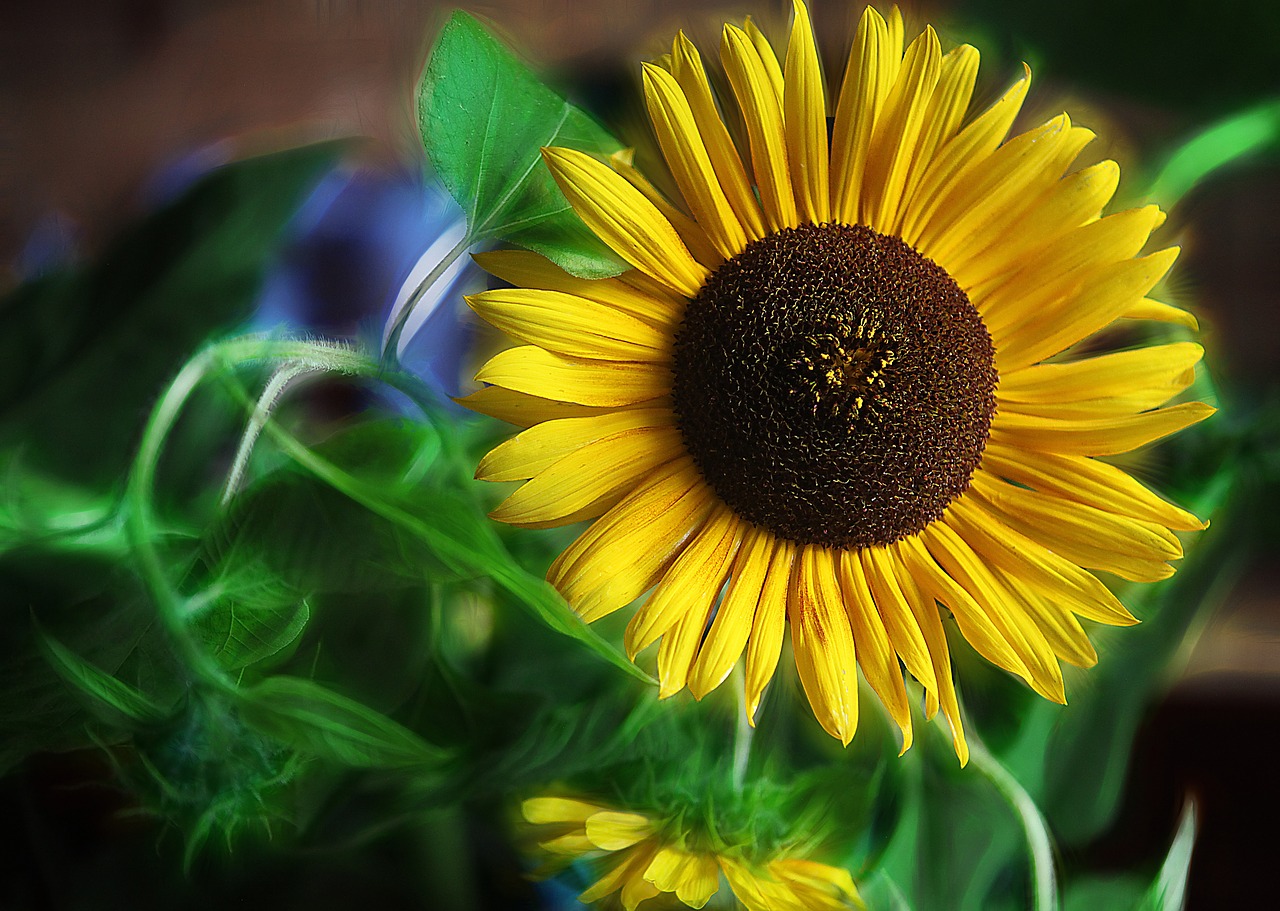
[670,32,767,240]
[967,474,1182,584]
[490,426,685,528]
[646,845,720,907]
[720,857,810,911]
[475,345,669,407]
[744,537,794,723]
[894,44,979,228]
[580,845,652,904]
[993,248,1181,371]
[550,458,715,622]
[860,26,942,231]
[998,343,1203,414]
[899,64,1031,244]
[1124,297,1199,329]
[472,249,685,332]
[523,796,602,825]
[642,64,749,259]
[983,205,1167,339]
[830,6,894,224]
[921,521,1066,703]
[946,488,1140,626]
[467,289,671,361]
[784,0,830,223]
[542,146,709,297]
[477,407,673,482]
[540,833,596,855]
[585,811,655,850]
[456,385,621,428]
[897,533,1030,681]
[887,541,968,765]
[991,401,1216,456]
[998,570,1099,668]
[860,547,938,695]
[656,596,716,699]
[948,159,1120,291]
[722,24,798,230]
[981,441,1206,531]
[689,525,774,699]
[920,118,1096,271]
[609,148,724,269]
[790,545,859,744]
[744,16,784,101]
[625,505,741,658]
[838,551,912,750]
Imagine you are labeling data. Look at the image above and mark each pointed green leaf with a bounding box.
[240,675,447,769]
[418,12,627,277]
[1135,801,1197,911]
[40,632,168,727]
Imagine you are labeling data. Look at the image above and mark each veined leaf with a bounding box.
[418,12,627,278]
[190,565,310,671]
[40,632,168,727]
[240,675,448,769]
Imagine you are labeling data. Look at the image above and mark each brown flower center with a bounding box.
[671,222,997,549]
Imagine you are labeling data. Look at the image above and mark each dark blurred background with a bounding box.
[2,1,1278,908]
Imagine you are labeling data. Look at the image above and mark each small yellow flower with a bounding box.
[464,2,1213,761]
[522,796,863,910]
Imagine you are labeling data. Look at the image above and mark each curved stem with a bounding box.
[969,740,1059,911]
[220,363,317,508]
[381,232,473,370]
[125,335,435,693]
[731,662,753,790]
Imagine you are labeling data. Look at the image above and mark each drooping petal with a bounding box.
[838,550,912,749]
[549,459,715,622]
[689,525,774,699]
[625,505,741,658]
[790,545,859,744]
[744,537,794,723]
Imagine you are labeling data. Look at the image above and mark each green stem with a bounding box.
[220,363,318,508]
[381,232,474,370]
[125,335,433,693]
[969,740,1059,911]
[731,662,753,790]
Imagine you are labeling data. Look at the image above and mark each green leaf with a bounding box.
[1134,801,1196,911]
[1148,98,1280,207]
[239,675,448,769]
[190,563,311,671]
[0,143,339,489]
[39,632,168,727]
[418,11,626,277]
[252,416,654,685]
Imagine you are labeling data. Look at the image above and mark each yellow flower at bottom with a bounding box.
[463,2,1214,763]
[521,796,862,911]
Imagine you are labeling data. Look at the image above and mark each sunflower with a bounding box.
[461,1,1213,762]
[521,795,863,910]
